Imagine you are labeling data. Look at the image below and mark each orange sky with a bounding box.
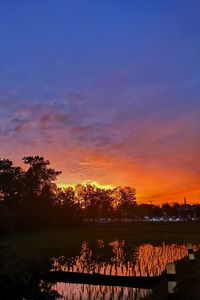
[1,102,200,205]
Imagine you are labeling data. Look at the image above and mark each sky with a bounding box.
[0,0,200,204]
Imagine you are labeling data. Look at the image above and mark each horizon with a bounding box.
[1,154,198,205]
[1,1,200,204]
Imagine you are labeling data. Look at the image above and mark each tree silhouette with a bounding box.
[21,156,61,228]
[1,154,200,232]
[54,187,82,226]
[0,158,24,212]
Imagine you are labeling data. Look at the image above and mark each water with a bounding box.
[53,283,149,300]
[46,240,199,299]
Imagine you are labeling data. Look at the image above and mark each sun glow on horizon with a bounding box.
[58,180,114,190]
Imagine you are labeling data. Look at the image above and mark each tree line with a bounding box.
[0,156,199,232]
[0,156,137,231]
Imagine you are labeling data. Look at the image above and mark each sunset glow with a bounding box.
[0,1,200,204]
[58,181,114,191]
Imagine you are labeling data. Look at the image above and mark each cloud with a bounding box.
[0,82,200,204]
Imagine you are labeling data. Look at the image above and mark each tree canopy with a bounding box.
[0,156,137,230]
[0,155,199,232]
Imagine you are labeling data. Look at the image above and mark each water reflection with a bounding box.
[51,241,198,276]
[53,283,150,300]
[49,241,199,299]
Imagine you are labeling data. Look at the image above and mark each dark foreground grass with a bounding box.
[1,222,200,299]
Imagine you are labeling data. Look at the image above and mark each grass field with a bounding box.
[1,222,200,299]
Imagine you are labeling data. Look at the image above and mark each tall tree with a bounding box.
[0,158,24,212]
[111,186,136,217]
[21,156,61,227]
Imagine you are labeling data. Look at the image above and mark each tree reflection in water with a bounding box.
[52,283,150,300]
[48,241,199,299]
[51,240,199,276]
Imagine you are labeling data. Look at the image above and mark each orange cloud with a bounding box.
[1,94,200,205]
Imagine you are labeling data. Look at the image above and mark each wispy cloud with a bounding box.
[0,74,200,204]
